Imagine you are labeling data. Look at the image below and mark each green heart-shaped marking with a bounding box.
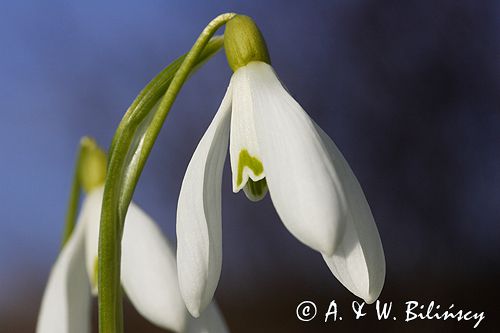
[237,149,264,187]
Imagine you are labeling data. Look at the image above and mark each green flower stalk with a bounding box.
[98,13,236,333]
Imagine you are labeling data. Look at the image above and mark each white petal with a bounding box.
[230,69,265,193]
[244,61,347,256]
[314,124,385,303]
[185,302,230,333]
[36,215,91,333]
[83,186,105,295]
[121,201,187,332]
[177,83,232,317]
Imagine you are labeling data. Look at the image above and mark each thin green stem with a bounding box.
[141,13,237,175]
[98,13,236,333]
[60,141,83,248]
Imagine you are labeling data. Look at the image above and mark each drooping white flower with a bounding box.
[176,15,385,318]
[37,186,229,333]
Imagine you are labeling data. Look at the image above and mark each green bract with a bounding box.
[61,136,106,248]
[79,137,107,193]
[224,15,271,71]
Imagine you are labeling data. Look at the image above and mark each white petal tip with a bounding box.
[309,233,337,257]
[188,306,201,319]
[363,296,378,305]
[177,261,219,323]
[319,243,336,258]
[364,283,384,303]
[185,302,230,333]
[191,311,201,319]
[179,288,204,319]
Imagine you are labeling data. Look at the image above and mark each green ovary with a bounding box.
[236,149,264,187]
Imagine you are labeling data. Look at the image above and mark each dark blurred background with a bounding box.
[1,0,499,332]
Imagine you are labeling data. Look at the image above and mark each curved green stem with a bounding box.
[98,13,236,333]
[60,141,83,248]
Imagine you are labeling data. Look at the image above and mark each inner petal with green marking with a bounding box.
[235,149,268,201]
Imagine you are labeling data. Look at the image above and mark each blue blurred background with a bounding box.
[1,0,499,332]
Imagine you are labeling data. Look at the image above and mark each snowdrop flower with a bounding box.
[176,15,385,317]
[37,139,228,333]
